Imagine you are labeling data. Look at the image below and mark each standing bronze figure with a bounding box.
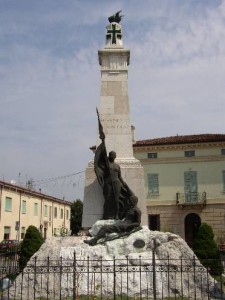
[94,109,134,220]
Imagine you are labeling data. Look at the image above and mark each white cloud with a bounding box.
[0,0,225,200]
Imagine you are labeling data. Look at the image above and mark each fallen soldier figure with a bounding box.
[84,195,142,246]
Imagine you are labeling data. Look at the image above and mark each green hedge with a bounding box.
[19,225,44,270]
[193,223,223,275]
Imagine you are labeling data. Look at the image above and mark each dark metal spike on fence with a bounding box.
[180,255,183,298]
[193,255,197,300]
[59,256,62,300]
[47,256,50,300]
[73,250,77,300]
[206,266,209,300]
[126,255,129,298]
[139,255,142,299]
[87,255,90,298]
[152,239,157,300]
[100,256,103,299]
[34,256,37,300]
[113,256,116,300]
[167,255,170,298]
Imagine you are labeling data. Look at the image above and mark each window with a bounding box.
[44,205,48,217]
[147,173,159,194]
[5,197,12,212]
[148,152,157,159]
[223,170,225,192]
[54,207,57,218]
[21,227,26,239]
[222,149,225,155]
[184,150,195,157]
[49,206,52,221]
[60,208,63,219]
[22,200,26,214]
[184,171,198,202]
[66,209,69,220]
[4,226,10,240]
[148,215,160,231]
[34,203,38,216]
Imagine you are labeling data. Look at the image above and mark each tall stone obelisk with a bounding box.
[82,15,147,228]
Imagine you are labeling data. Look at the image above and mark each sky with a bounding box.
[0,0,225,201]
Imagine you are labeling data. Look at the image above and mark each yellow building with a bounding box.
[133,134,225,247]
[0,180,71,240]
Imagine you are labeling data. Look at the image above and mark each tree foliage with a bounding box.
[193,223,223,275]
[19,225,44,270]
[70,199,83,235]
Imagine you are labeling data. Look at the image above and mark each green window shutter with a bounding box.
[44,205,48,217]
[5,197,12,211]
[223,170,225,191]
[34,203,38,216]
[184,171,198,202]
[147,173,159,194]
[22,200,26,214]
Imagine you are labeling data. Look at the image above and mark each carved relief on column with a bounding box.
[100,54,128,71]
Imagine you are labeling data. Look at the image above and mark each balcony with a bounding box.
[176,192,206,206]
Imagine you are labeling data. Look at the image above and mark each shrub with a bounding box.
[19,225,44,270]
[70,199,83,235]
[193,223,223,275]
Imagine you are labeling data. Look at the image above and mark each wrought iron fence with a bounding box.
[0,251,20,281]
[0,250,224,300]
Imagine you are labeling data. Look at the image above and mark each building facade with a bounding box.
[133,134,225,247]
[0,180,71,240]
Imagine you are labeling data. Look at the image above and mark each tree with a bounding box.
[193,223,223,275]
[70,199,83,235]
[19,225,44,270]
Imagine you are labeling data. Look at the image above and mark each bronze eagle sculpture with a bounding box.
[108,10,124,24]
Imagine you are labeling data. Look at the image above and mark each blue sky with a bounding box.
[0,0,225,201]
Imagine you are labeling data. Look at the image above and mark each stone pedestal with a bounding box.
[82,22,147,228]
[82,158,147,228]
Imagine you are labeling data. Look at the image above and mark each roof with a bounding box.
[133,134,225,147]
[0,180,72,206]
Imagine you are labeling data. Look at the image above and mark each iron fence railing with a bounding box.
[0,251,224,300]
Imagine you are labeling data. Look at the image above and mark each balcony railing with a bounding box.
[176,192,206,205]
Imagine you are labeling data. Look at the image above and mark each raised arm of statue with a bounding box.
[96,107,105,141]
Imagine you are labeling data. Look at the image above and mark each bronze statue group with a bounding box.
[84,109,141,246]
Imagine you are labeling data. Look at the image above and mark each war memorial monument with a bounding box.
[82,11,148,229]
[4,12,223,300]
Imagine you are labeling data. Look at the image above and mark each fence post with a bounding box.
[113,256,116,300]
[180,256,183,298]
[87,256,90,298]
[152,238,157,300]
[167,255,170,298]
[59,256,62,300]
[126,255,129,298]
[73,251,76,300]
[139,255,142,299]
[47,256,50,300]
[100,256,103,299]
[193,256,196,300]
[33,256,37,300]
